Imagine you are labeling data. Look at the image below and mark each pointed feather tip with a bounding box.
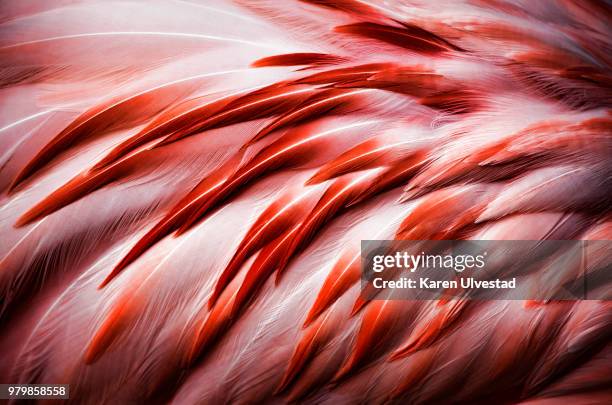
[398,183,432,203]
[174,222,194,237]
[351,295,369,316]
[7,180,23,197]
[274,257,293,285]
[479,151,512,166]
[8,162,39,195]
[274,269,284,285]
[207,273,239,310]
[185,305,230,366]
[275,358,306,396]
[97,274,116,289]
[174,202,218,237]
[187,294,237,366]
[206,280,232,310]
[273,379,290,396]
[239,140,254,151]
[345,187,372,207]
[14,184,78,228]
[397,189,416,203]
[302,308,319,328]
[186,318,218,366]
[90,153,119,171]
[244,116,293,148]
[98,259,130,289]
[83,299,137,365]
[396,194,410,204]
[305,172,328,185]
[150,134,179,149]
[13,212,35,228]
[229,299,245,320]
[207,293,220,310]
[251,53,348,69]
[388,343,417,361]
[84,340,107,365]
[331,356,357,383]
[246,129,272,147]
[13,197,58,229]
[186,331,207,366]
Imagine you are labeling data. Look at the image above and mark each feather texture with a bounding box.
[1,1,611,404]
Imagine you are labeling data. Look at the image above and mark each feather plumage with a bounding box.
[1,1,611,404]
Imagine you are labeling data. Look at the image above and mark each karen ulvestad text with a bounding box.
[372,277,517,290]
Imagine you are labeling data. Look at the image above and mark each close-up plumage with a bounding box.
[0,0,611,403]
